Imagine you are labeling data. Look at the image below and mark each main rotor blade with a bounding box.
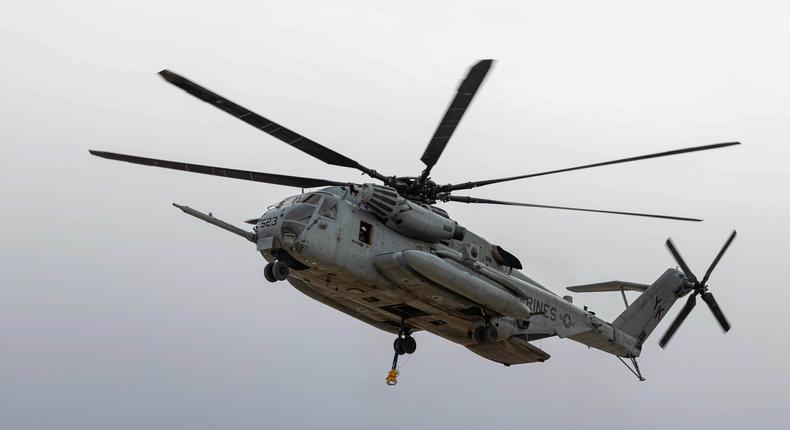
[158,70,385,181]
[447,195,702,222]
[89,150,346,188]
[700,292,731,332]
[448,141,741,191]
[665,237,699,284]
[420,60,493,180]
[701,230,737,285]
[659,292,697,348]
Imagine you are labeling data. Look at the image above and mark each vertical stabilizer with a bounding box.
[612,269,685,344]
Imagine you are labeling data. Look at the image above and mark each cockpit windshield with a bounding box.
[276,195,299,208]
[285,204,316,224]
[280,196,324,240]
[275,193,323,209]
[298,193,322,205]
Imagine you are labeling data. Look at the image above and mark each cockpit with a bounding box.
[274,192,340,241]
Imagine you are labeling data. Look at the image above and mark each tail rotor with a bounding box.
[658,230,736,348]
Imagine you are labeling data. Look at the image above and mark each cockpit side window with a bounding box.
[319,197,338,219]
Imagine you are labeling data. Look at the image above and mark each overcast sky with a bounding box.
[2,1,789,429]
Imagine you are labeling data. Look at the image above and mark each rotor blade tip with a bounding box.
[89,150,108,158]
[158,70,178,82]
[475,59,494,70]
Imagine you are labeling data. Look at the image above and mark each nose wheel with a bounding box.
[264,260,290,282]
[386,321,416,386]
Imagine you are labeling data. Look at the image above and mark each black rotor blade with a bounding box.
[701,230,737,286]
[420,60,493,180]
[447,195,702,222]
[700,291,731,332]
[448,142,741,191]
[89,150,346,188]
[158,70,385,181]
[659,292,698,348]
[665,237,699,284]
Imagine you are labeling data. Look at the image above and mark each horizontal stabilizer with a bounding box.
[567,281,649,293]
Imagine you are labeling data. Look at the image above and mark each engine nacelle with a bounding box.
[359,183,466,242]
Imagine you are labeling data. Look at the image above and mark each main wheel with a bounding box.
[263,263,276,283]
[272,260,290,281]
[393,337,406,355]
[402,336,417,354]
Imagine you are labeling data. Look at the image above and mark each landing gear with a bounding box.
[263,263,276,282]
[617,356,646,382]
[272,260,289,280]
[474,324,498,344]
[386,321,416,386]
[403,336,417,354]
[393,334,417,355]
[264,260,290,283]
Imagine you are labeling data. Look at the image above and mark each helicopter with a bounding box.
[90,60,739,384]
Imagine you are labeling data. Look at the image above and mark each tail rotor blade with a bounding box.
[659,292,698,348]
[700,292,731,332]
[701,230,737,286]
[665,238,698,284]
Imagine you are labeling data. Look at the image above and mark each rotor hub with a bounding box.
[385,176,442,204]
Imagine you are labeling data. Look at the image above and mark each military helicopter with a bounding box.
[90,60,739,384]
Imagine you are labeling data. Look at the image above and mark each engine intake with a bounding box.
[359,184,466,242]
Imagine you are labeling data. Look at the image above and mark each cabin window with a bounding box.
[358,221,372,244]
[319,198,338,219]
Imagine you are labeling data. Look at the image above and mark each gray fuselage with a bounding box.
[254,186,676,364]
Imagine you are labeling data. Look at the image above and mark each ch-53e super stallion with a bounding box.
[90,60,739,384]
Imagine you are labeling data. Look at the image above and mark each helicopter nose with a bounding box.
[256,208,285,241]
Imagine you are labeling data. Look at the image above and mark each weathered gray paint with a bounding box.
[188,184,688,365]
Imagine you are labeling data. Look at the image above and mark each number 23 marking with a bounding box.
[260,216,279,227]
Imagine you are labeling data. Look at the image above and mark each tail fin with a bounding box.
[612,269,685,344]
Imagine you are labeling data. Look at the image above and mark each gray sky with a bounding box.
[2,1,789,429]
